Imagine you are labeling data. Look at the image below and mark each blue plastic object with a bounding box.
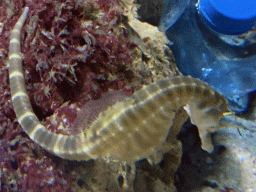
[160,0,256,112]
[198,0,256,35]
[159,0,190,32]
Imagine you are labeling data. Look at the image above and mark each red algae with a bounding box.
[1,0,136,191]
[0,120,74,191]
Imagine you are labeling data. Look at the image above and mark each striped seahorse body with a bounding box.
[9,7,230,162]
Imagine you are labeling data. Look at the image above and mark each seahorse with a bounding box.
[9,7,230,162]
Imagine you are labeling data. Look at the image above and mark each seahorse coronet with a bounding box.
[8,7,230,162]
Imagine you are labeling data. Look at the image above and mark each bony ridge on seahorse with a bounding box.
[8,7,230,162]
